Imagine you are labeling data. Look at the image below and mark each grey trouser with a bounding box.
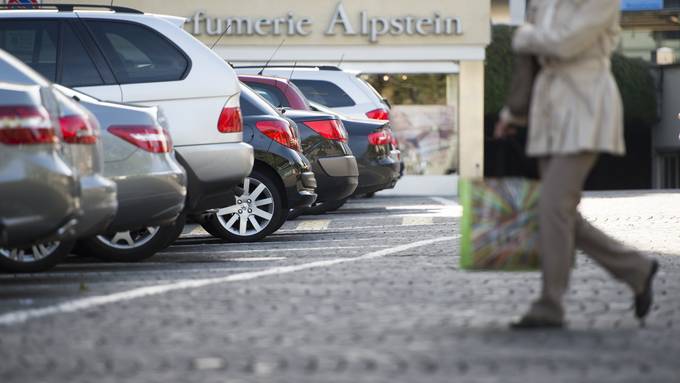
[526,153,653,322]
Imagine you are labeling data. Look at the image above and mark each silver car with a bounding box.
[0,83,79,253]
[55,86,188,262]
[0,50,118,272]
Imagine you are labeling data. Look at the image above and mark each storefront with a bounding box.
[41,0,492,179]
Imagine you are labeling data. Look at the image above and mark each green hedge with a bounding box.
[485,25,658,127]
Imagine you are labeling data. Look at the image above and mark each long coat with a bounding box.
[512,0,625,157]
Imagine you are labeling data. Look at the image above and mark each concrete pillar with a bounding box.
[445,74,459,172]
[458,60,485,178]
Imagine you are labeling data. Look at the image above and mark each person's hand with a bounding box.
[494,119,518,139]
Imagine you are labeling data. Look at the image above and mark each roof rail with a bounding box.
[232,65,342,71]
[0,3,143,14]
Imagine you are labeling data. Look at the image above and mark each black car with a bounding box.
[282,109,359,215]
[309,102,400,199]
[200,84,317,242]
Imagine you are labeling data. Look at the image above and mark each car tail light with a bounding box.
[0,105,58,145]
[108,125,173,153]
[256,120,301,151]
[365,108,390,120]
[368,130,391,146]
[218,106,243,133]
[59,114,98,144]
[303,119,348,142]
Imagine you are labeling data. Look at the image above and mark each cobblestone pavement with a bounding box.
[0,192,679,383]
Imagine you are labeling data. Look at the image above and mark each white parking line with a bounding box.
[430,197,457,206]
[0,236,454,326]
[401,216,434,226]
[161,245,389,256]
[294,220,330,231]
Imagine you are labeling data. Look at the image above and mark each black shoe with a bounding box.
[634,260,659,325]
[510,316,564,330]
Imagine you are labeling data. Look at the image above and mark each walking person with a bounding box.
[495,0,659,329]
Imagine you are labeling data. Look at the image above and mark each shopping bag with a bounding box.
[459,177,541,271]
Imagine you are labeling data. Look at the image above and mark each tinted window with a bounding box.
[60,24,104,87]
[291,79,355,107]
[0,21,58,80]
[85,20,189,84]
[240,84,280,117]
[244,82,289,107]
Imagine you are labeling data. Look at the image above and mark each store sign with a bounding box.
[620,0,664,11]
[188,2,463,43]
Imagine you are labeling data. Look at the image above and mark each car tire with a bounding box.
[303,198,348,215]
[0,240,75,273]
[201,170,285,243]
[78,216,185,262]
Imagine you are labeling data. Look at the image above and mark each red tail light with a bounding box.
[256,120,301,151]
[108,125,173,153]
[0,105,57,145]
[303,120,348,142]
[368,130,391,146]
[218,106,243,133]
[365,108,390,120]
[59,114,98,144]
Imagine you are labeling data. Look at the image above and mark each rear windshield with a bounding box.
[291,79,355,108]
[239,83,280,117]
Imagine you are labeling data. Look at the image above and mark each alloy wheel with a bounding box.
[96,227,160,250]
[216,177,275,236]
[0,243,61,263]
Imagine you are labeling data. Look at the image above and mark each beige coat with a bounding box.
[510,0,625,157]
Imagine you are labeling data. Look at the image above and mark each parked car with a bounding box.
[0,3,253,224]
[55,86,187,262]
[283,109,359,215]
[200,84,317,242]
[0,49,118,272]
[308,101,400,198]
[239,75,400,204]
[235,66,390,121]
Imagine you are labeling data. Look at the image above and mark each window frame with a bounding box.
[81,19,192,85]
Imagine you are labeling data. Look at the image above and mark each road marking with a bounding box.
[0,236,455,326]
[294,220,330,231]
[401,216,434,226]
[430,197,457,206]
[161,245,389,256]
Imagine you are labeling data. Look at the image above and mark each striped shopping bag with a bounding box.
[459,178,541,271]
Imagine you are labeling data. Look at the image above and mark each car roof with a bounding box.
[238,74,292,86]
[0,49,50,87]
[0,8,186,26]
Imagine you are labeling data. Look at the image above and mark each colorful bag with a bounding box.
[459,177,541,271]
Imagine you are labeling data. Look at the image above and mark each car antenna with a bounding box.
[337,53,345,68]
[259,39,286,75]
[288,61,297,81]
[210,23,232,50]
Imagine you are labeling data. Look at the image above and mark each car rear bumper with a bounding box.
[313,155,359,202]
[73,174,118,237]
[286,171,318,210]
[176,142,254,213]
[354,157,400,195]
[0,150,79,247]
[107,171,186,231]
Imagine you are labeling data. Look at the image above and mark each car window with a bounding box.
[291,79,356,108]
[0,21,58,81]
[60,24,104,87]
[240,84,280,117]
[244,82,290,108]
[85,20,189,84]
